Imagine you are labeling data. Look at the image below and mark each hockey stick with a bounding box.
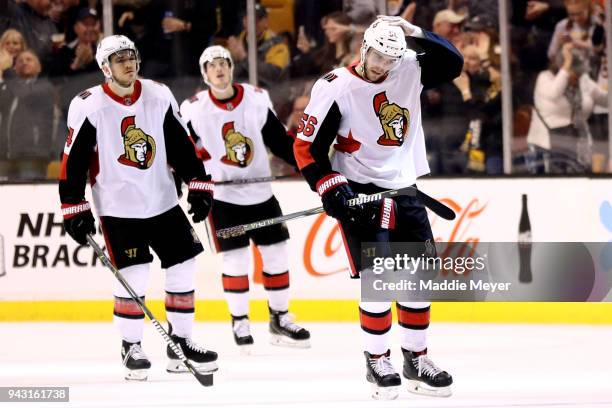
[86,235,213,387]
[216,186,455,238]
[213,174,297,186]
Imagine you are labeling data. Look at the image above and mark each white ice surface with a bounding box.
[1,322,611,408]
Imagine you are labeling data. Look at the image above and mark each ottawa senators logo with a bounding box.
[117,116,156,169]
[220,121,254,167]
[373,91,410,146]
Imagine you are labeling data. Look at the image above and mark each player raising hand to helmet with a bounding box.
[293,17,463,400]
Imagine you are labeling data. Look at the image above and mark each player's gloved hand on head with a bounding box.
[62,200,96,245]
[316,173,359,220]
[376,15,421,36]
[187,177,214,223]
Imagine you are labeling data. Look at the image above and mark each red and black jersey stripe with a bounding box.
[114,296,145,319]
[222,274,249,293]
[396,304,430,330]
[165,290,195,313]
[359,307,392,335]
[262,271,289,291]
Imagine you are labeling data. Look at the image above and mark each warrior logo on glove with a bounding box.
[220,121,254,167]
[373,91,410,146]
[118,116,156,169]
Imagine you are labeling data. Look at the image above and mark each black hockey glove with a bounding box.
[187,177,214,223]
[62,201,96,245]
[360,197,397,230]
[316,173,361,221]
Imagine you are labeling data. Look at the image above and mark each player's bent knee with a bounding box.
[222,246,250,276]
[165,257,196,293]
[114,263,150,298]
[258,241,289,274]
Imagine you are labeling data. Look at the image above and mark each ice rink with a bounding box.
[1,322,611,408]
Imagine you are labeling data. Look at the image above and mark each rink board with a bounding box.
[0,178,611,322]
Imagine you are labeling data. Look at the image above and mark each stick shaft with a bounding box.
[86,235,213,386]
[214,174,296,186]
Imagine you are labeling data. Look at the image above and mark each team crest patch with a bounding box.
[220,121,254,167]
[373,91,410,146]
[117,116,156,169]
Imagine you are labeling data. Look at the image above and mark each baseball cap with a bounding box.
[255,4,268,19]
[76,8,99,23]
[433,9,466,26]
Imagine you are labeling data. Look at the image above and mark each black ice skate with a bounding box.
[232,316,254,355]
[166,325,218,374]
[364,350,402,400]
[121,340,151,381]
[269,309,310,348]
[402,348,453,397]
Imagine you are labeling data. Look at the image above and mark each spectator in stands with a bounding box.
[7,0,59,72]
[50,0,89,43]
[527,42,608,173]
[0,28,27,75]
[228,4,290,88]
[49,7,100,76]
[432,9,466,47]
[547,0,602,61]
[286,95,311,139]
[454,45,503,174]
[294,0,342,47]
[291,11,355,78]
[0,49,56,180]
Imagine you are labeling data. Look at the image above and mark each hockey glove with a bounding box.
[361,197,397,230]
[376,15,422,37]
[187,177,214,223]
[316,173,361,221]
[62,201,96,245]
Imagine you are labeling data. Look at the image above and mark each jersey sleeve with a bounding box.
[256,88,296,167]
[58,96,97,205]
[411,30,464,89]
[292,77,343,190]
[162,87,209,181]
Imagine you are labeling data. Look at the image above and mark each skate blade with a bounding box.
[166,359,218,374]
[269,334,311,349]
[370,383,399,400]
[406,379,452,397]
[124,368,148,381]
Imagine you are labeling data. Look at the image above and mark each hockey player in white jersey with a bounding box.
[180,45,310,352]
[59,35,218,381]
[294,17,463,399]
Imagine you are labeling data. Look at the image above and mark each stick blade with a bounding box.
[416,191,456,220]
[194,370,214,387]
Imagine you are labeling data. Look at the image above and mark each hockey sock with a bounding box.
[359,301,392,355]
[259,242,290,312]
[113,263,149,343]
[165,258,197,338]
[396,302,430,352]
[222,247,250,317]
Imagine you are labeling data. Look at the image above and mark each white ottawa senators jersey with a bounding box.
[297,54,429,189]
[61,79,189,218]
[180,84,275,205]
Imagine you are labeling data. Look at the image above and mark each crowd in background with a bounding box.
[0,0,609,181]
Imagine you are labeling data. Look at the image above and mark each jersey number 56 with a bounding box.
[296,114,319,137]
